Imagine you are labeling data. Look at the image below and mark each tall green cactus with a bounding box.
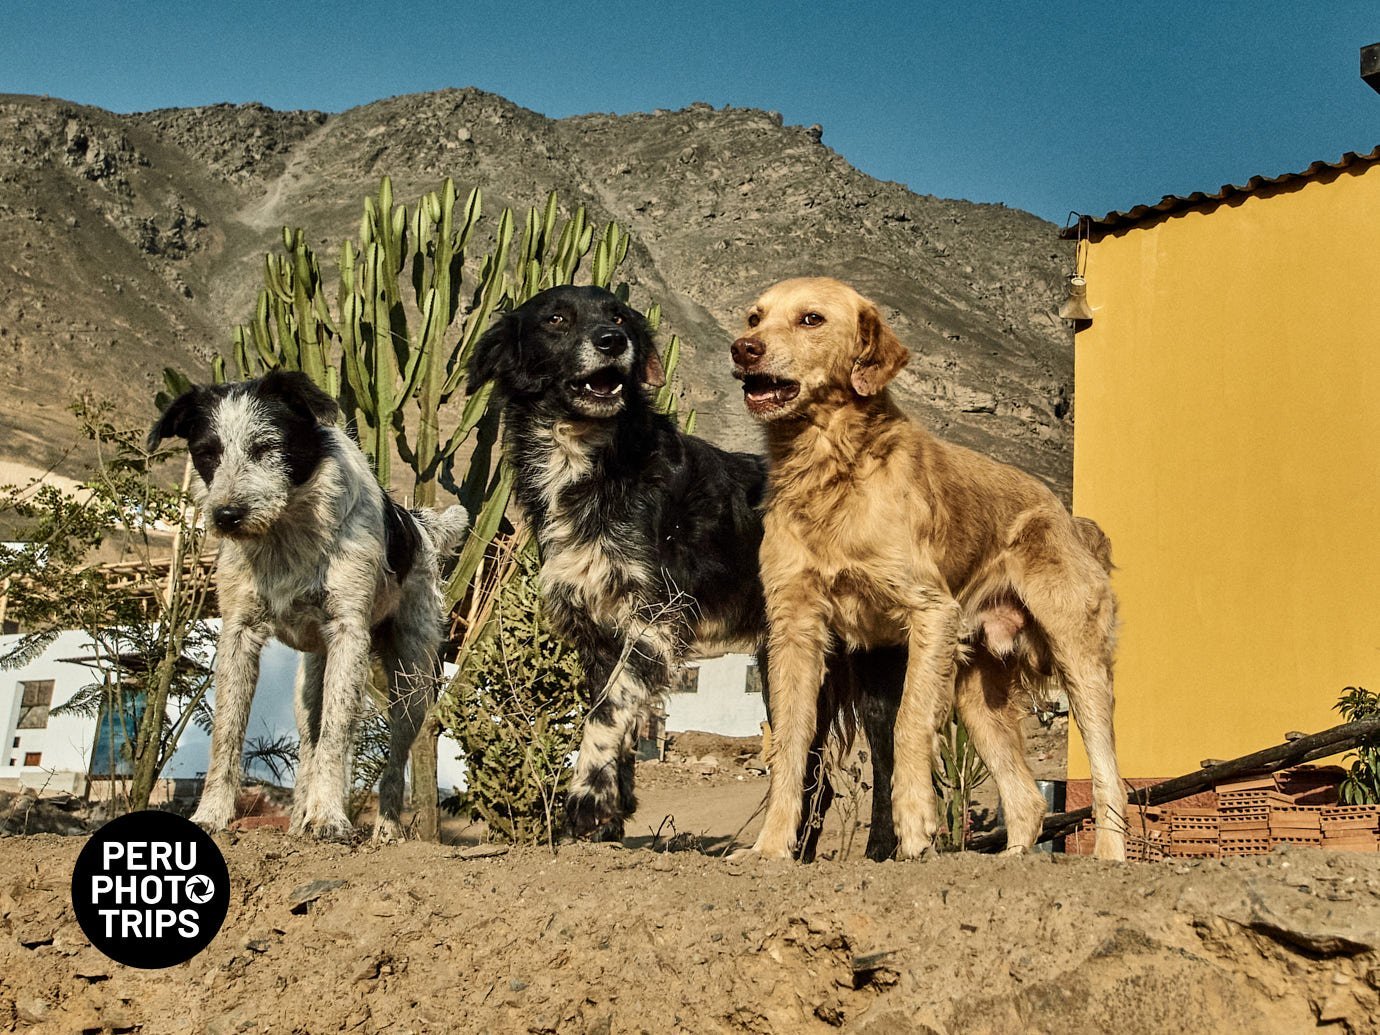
[227,177,645,610]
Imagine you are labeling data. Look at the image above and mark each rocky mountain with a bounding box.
[0,89,1075,497]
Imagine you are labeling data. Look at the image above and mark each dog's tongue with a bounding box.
[746,381,800,406]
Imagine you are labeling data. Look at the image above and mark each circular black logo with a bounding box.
[71,810,230,969]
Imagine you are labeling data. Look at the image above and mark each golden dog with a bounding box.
[731,277,1125,861]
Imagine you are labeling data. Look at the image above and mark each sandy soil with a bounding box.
[3,750,1380,1035]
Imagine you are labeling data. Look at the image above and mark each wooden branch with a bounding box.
[968,717,1380,853]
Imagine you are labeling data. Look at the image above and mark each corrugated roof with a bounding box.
[1064,146,1380,238]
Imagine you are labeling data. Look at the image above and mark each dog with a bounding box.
[731,277,1126,861]
[148,370,469,840]
[467,285,905,853]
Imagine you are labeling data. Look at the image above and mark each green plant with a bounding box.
[933,714,990,850]
[0,398,216,812]
[438,544,584,848]
[1336,686,1380,805]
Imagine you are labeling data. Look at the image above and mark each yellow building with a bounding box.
[1067,147,1380,783]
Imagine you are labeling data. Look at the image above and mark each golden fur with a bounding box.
[733,277,1126,861]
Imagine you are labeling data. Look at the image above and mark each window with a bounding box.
[10,737,17,748]
[16,680,54,729]
[744,658,763,696]
[22,752,41,767]
[669,664,699,694]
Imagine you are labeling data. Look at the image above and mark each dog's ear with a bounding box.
[850,302,909,397]
[467,312,517,394]
[258,369,340,425]
[637,320,667,389]
[147,388,204,451]
[640,347,666,389]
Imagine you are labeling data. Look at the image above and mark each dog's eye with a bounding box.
[801,312,825,327]
[612,314,624,325]
[747,313,760,328]
[247,441,274,461]
[546,314,564,326]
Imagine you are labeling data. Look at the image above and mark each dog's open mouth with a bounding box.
[570,368,625,402]
[739,373,801,414]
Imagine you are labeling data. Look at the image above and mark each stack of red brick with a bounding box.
[1064,768,1380,859]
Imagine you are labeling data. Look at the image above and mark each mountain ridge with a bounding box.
[0,88,1076,497]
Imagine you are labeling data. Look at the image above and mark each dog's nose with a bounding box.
[594,329,628,357]
[213,505,248,533]
[731,336,765,368]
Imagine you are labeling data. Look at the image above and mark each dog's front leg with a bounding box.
[566,627,667,841]
[745,593,829,860]
[192,617,269,832]
[288,652,326,836]
[892,596,962,859]
[298,617,371,840]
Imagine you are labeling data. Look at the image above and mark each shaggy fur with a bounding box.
[149,371,469,840]
[732,277,1126,861]
[469,285,903,853]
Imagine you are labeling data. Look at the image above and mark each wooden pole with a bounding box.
[968,717,1380,853]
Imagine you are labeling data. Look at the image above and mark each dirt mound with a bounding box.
[3,831,1377,1034]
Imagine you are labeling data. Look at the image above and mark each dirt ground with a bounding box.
[4,736,1380,1035]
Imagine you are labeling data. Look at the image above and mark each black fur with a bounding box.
[470,286,903,857]
[382,493,421,583]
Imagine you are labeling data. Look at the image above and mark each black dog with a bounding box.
[468,285,903,856]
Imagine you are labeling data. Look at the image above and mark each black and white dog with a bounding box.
[148,370,469,840]
[469,285,903,853]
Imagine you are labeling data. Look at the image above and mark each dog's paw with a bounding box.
[371,817,406,844]
[733,835,795,862]
[189,803,234,834]
[1000,844,1031,857]
[295,811,357,843]
[564,794,624,843]
[895,837,937,861]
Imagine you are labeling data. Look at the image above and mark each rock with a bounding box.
[1219,877,1380,956]
[455,844,509,860]
[286,878,346,913]
[15,997,50,1024]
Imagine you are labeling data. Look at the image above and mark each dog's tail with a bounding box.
[414,504,471,556]
[1072,516,1114,573]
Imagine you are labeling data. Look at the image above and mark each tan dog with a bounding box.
[731,277,1125,861]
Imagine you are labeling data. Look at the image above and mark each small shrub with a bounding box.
[439,548,584,847]
[1336,686,1380,805]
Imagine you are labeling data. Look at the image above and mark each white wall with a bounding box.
[0,627,469,795]
[0,629,108,783]
[663,653,766,739]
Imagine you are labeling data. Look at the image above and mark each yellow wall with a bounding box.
[1069,164,1380,780]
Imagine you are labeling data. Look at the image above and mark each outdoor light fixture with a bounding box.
[1058,213,1094,322]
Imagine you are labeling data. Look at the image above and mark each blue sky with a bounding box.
[3,2,1377,223]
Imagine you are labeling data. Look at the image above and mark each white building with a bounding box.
[663,653,766,739]
[0,627,468,798]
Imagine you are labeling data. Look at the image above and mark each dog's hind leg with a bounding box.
[374,619,440,842]
[192,618,269,832]
[288,651,326,836]
[852,645,905,861]
[956,654,1046,854]
[1014,532,1126,861]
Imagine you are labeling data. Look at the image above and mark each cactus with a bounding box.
[224,177,644,605]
